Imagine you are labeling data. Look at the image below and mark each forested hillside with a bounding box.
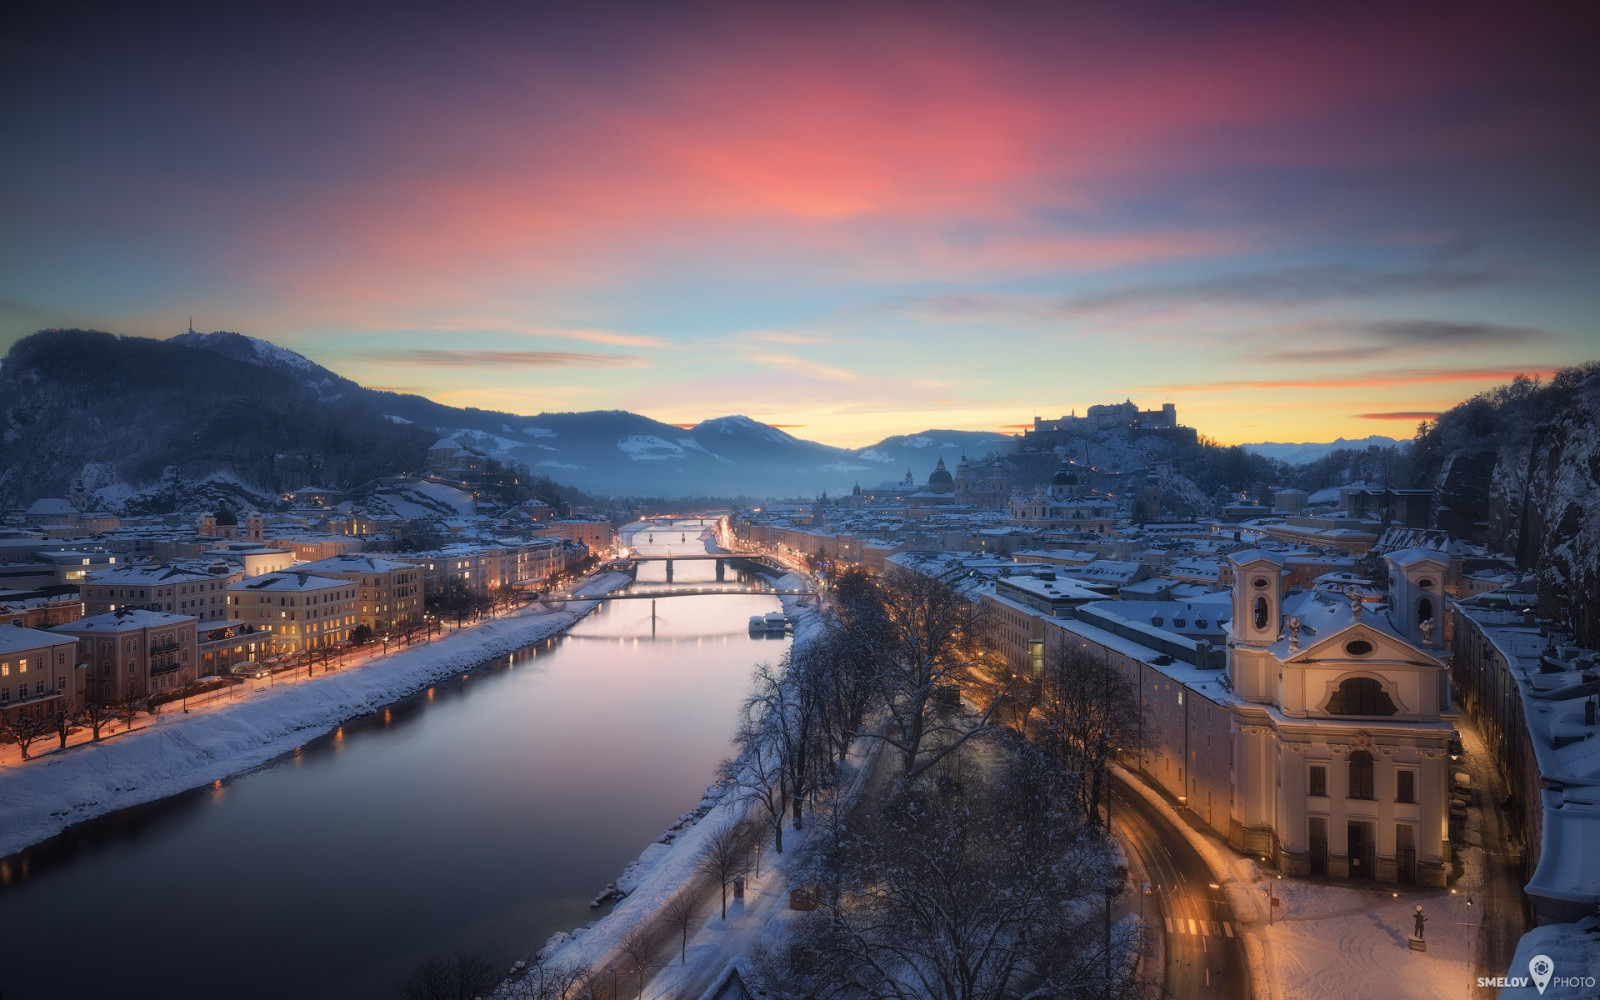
[0,330,434,508]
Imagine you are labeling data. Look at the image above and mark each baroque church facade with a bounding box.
[1225,548,1455,886]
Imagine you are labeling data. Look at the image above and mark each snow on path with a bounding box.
[0,572,632,858]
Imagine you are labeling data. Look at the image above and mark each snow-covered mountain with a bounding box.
[1239,435,1405,465]
[2,330,1012,501]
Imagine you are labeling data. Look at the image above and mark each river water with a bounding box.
[0,519,788,1000]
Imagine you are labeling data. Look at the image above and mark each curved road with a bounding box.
[1112,777,1250,998]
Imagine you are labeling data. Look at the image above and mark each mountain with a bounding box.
[174,333,1014,497]
[0,330,435,512]
[1238,435,1404,465]
[1407,365,1600,645]
[0,329,1019,507]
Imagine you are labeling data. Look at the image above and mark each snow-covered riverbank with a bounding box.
[534,574,826,989]
[0,572,633,859]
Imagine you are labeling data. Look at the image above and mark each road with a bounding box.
[1112,776,1250,998]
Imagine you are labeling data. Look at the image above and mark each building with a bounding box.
[226,572,358,652]
[978,545,1457,887]
[0,623,83,723]
[1450,597,1600,924]
[543,518,614,554]
[1226,548,1455,885]
[196,620,270,677]
[197,507,264,542]
[293,554,424,633]
[204,543,295,578]
[52,608,199,702]
[80,562,238,621]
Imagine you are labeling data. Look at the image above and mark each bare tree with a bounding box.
[810,628,876,766]
[1024,640,1148,829]
[46,702,82,750]
[397,950,500,1000]
[765,750,1128,1000]
[695,822,748,920]
[110,693,142,735]
[661,889,701,965]
[616,923,664,1000]
[504,958,592,1000]
[1,713,51,759]
[80,700,116,741]
[728,712,790,855]
[840,569,1011,780]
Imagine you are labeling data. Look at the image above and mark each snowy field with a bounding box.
[0,572,631,858]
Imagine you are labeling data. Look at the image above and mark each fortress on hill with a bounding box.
[1025,399,1197,447]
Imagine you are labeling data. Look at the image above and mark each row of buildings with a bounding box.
[1,502,615,724]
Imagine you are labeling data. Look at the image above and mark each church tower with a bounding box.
[1385,549,1449,650]
[1228,549,1286,702]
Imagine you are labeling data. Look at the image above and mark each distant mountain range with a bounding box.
[0,330,1011,506]
[1238,435,1405,465]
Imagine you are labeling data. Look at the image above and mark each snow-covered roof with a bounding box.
[53,609,198,633]
[232,572,355,593]
[0,623,75,654]
[294,554,417,576]
[25,498,76,515]
[83,563,226,586]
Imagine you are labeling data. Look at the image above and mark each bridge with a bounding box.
[615,550,788,582]
[544,586,814,603]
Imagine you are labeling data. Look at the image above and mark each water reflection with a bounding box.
[0,521,785,1000]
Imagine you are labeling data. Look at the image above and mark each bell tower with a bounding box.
[1231,550,1286,646]
[1385,548,1448,650]
[1228,549,1286,703]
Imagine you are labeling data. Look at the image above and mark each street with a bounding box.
[1113,775,1249,998]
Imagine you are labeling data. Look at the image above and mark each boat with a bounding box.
[748,612,790,634]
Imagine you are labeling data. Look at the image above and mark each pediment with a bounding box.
[1284,621,1442,668]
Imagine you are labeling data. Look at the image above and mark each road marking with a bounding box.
[1209,920,1222,936]
[1223,922,1234,938]
[1188,918,1198,935]
[1165,917,1174,933]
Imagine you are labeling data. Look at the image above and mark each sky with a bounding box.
[3,1,1596,448]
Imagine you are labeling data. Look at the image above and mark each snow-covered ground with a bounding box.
[1115,763,1494,1000]
[0,572,631,858]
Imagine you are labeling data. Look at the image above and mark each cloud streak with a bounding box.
[1143,365,1559,393]
[1052,265,1498,320]
[355,350,645,368]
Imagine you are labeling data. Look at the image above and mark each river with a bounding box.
[0,519,788,1000]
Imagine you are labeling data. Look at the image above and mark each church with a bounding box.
[1225,547,1455,885]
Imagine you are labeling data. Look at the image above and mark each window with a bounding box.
[1309,765,1327,797]
[1344,639,1374,656]
[1253,596,1269,630]
[1396,769,1416,804]
[1348,750,1375,800]
[1326,677,1398,716]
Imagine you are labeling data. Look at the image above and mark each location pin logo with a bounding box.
[1529,954,1554,995]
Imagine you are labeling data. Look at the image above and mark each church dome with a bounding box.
[927,457,955,494]
[1051,465,1079,488]
[213,506,238,526]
